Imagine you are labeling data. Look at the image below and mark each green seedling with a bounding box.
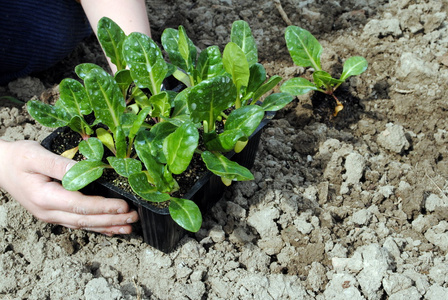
[27,17,293,233]
[280,26,368,116]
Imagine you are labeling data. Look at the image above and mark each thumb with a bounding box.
[23,141,77,181]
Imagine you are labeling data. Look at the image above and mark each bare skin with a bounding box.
[0,0,152,235]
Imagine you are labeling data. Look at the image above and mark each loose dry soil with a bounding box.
[1,0,448,299]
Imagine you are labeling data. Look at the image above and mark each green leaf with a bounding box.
[252,75,282,102]
[123,32,168,95]
[150,91,171,118]
[196,46,225,83]
[134,138,165,188]
[285,26,322,70]
[97,17,127,70]
[161,27,197,73]
[260,93,294,111]
[114,126,127,158]
[75,63,105,81]
[313,71,344,89]
[58,78,91,116]
[280,77,319,95]
[115,69,133,94]
[79,138,104,161]
[62,160,107,191]
[129,106,151,140]
[84,68,126,131]
[245,63,266,96]
[188,76,237,125]
[230,20,258,67]
[340,56,368,81]
[26,100,70,128]
[223,42,250,92]
[225,105,265,137]
[163,122,199,174]
[107,157,142,177]
[169,198,202,232]
[67,115,93,136]
[178,26,196,72]
[204,129,245,152]
[201,151,254,181]
[128,172,170,202]
[172,88,190,117]
[120,113,138,137]
[141,122,178,162]
[131,87,151,108]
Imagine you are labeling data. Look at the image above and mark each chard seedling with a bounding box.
[27,17,294,233]
[280,26,368,116]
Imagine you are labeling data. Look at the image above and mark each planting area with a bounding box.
[2,0,448,298]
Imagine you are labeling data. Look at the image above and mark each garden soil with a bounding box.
[2,0,448,299]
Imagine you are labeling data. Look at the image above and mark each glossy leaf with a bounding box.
[107,157,142,177]
[84,68,125,132]
[280,77,319,95]
[285,26,322,70]
[260,93,294,112]
[231,20,258,67]
[128,172,170,202]
[163,122,199,174]
[252,75,282,102]
[26,100,70,128]
[58,78,91,116]
[67,115,93,136]
[223,42,250,92]
[150,91,171,118]
[75,63,104,81]
[123,32,168,95]
[131,87,151,108]
[313,71,344,89]
[62,160,107,191]
[120,113,138,137]
[129,106,151,140]
[201,151,254,181]
[172,88,190,117]
[245,63,266,96]
[161,27,197,74]
[196,46,224,82]
[79,138,104,161]
[169,198,202,232]
[225,105,265,137]
[134,137,165,188]
[143,122,178,162]
[115,69,133,94]
[188,76,237,125]
[204,129,245,152]
[114,126,127,158]
[97,17,127,70]
[340,56,368,81]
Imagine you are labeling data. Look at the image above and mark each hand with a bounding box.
[0,139,139,236]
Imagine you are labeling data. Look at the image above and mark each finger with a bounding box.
[42,209,139,230]
[37,181,132,215]
[75,225,134,236]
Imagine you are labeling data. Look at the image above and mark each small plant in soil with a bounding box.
[27,18,293,233]
[280,25,368,116]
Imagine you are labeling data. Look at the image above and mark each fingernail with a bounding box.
[126,217,134,224]
[119,227,126,234]
[117,208,124,214]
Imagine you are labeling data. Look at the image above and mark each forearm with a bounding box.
[80,0,152,73]
[81,0,151,37]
